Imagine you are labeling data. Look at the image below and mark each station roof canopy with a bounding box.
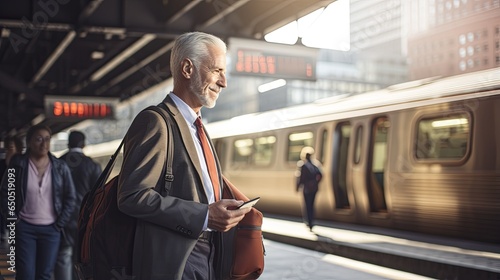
[0,0,335,136]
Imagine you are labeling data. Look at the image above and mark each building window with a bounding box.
[467,59,474,68]
[467,46,474,56]
[459,34,466,45]
[467,32,474,42]
[459,47,466,57]
[459,60,466,71]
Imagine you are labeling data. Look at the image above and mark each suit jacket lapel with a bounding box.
[162,96,209,198]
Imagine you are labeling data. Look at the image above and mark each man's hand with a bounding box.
[207,199,252,232]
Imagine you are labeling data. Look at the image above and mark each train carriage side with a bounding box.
[383,91,500,243]
[211,68,500,243]
[214,123,337,219]
[325,89,500,242]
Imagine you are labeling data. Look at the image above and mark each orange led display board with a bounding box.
[45,96,117,120]
[229,37,318,81]
[233,49,316,80]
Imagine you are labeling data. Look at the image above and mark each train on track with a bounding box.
[84,68,500,244]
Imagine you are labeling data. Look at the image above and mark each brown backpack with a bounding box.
[75,105,173,279]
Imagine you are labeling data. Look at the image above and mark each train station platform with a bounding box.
[1,215,499,279]
[261,214,500,280]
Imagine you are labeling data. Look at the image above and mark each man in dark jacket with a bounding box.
[116,32,251,280]
[296,146,322,231]
[55,131,102,280]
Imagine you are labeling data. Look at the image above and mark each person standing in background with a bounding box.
[0,136,23,242]
[55,131,102,280]
[0,136,24,174]
[295,146,322,231]
[0,124,76,280]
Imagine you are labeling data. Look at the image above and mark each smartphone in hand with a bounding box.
[237,197,260,209]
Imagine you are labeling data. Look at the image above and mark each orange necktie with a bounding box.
[194,117,220,201]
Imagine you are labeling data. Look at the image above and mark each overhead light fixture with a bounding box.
[258,79,286,93]
[91,51,104,59]
[90,34,156,82]
[431,118,468,128]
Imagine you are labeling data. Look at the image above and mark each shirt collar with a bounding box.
[69,147,83,153]
[169,92,200,126]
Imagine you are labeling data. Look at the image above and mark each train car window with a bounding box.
[354,126,363,164]
[254,136,276,166]
[333,122,351,209]
[233,139,253,165]
[416,113,470,160]
[287,132,313,162]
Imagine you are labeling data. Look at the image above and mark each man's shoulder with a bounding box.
[60,151,100,166]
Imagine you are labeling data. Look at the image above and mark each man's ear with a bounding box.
[181,58,193,78]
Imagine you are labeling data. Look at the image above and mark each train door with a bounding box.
[367,117,389,213]
[332,122,351,209]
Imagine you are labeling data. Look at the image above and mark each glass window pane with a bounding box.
[254,136,276,166]
[233,139,253,164]
[288,131,313,162]
[416,114,470,159]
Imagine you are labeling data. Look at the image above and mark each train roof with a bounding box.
[207,67,500,138]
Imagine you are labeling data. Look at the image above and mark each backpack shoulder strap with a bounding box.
[85,104,174,208]
[146,103,174,195]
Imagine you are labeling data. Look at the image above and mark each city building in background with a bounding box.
[406,0,500,79]
[350,0,409,86]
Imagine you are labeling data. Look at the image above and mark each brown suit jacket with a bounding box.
[117,95,223,279]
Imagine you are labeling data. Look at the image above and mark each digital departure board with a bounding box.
[45,96,117,120]
[229,38,318,81]
[233,49,315,80]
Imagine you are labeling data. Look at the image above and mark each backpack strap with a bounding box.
[148,103,174,195]
[85,104,174,209]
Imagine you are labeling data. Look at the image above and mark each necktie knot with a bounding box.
[194,117,203,128]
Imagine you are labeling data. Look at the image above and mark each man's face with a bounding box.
[189,45,227,108]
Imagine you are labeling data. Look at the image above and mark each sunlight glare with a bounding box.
[264,21,298,45]
[264,0,350,51]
